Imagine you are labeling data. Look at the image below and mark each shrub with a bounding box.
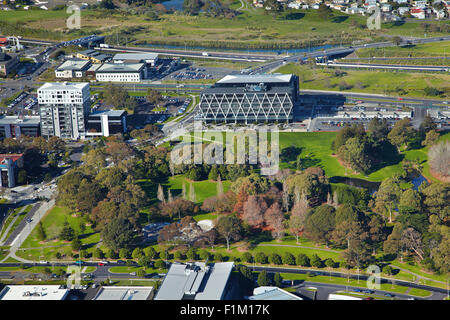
[255,252,267,264]
[242,252,253,263]
[282,252,296,265]
[269,253,282,265]
[311,254,323,268]
[296,253,310,267]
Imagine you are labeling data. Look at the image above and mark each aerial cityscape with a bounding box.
[0,0,448,307]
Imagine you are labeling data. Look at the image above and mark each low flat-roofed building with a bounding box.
[155,262,234,300]
[113,52,159,66]
[93,286,154,300]
[249,287,303,300]
[95,63,145,82]
[0,52,19,76]
[0,115,40,138]
[86,63,101,78]
[86,109,127,137]
[55,59,91,78]
[0,285,69,300]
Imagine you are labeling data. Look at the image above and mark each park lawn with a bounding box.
[19,206,100,253]
[408,287,432,297]
[193,213,218,222]
[257,235,329,250]
[356,40,450,58]
[276,63,450,99]
[138,175,231,205]
[390,260,449,284]
[278,132,450,182]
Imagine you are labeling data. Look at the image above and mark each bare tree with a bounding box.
[401,227,424,260]
[242,195,267,229]
[157,184,165,203]
[428,140,449,179]
[264,202,285,239]
[182,182,187,199]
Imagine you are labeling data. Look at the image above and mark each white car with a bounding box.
[39,260,48,264]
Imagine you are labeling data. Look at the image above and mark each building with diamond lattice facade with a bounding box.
[198,74,299,123]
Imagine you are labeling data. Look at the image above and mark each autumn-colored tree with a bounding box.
[233,187,248,217]
[242,195,267,229]
[264,202,285,239]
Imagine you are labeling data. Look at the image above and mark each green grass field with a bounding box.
[2,6,449,49]
[276,63,450,99]
[356,41,450,58]
[278,131,450,182]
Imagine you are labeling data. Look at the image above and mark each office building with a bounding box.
[55,59,91,78]
[76,49,111,64]
[37,82,90,139]
[0,154,24,188]
[0,115,41,138]
[198,74,299,123]
[155,262,234,300]
[113,52,159,66]
[86,109,127,137]
[249,287,303,300]
[95,63,146,82]
[0,52,19,76]
[93,287,154,300]
[0,285,69,300]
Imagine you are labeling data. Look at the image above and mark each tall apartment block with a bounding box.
[37,82,90,139]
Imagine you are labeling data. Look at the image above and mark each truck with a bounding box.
[202,52,209,56]
[99,43,109,48]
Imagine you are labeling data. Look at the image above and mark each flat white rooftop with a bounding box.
[56,59,90,71]
[93,286,154,300]
[113,52,158,61]
[0,285,69,300]
[38,82,89,91]
[217,74,293,84]
[97,63,144,73]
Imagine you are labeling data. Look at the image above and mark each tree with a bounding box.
[208,166,218,181]
[159,198,198,220]
[383,265,393,276]
[71,238,82,252]
[255,252,267,264]
[269,253,282,265]
[421,182,449,222]
[183,0,202,15]
[331,221,368,249]
[157,184,165,203]
[388,118,416,151]
[311,254,323,268]
[186,247,197,261]
[182,182,187,199]
[132,247,145,260]
[199,249,211,261]
[296,253,310,267]
[174,250,184,260]
[94,248,104,259]
[368,117,390,147]
[101,217,135,252]
[154,260,166,269]
[374,177,401,223]
[282,252,296,265]
[242,195,267,229]
[419,115,437,134]
[160,249,169,260]
[257,270,271,286]
[144,247,157,259]
[317,3,333,20]
[338,137,372,174]
[264,202,285,239]
[304,204,336,245]
[119,248,131,259]
[325,258,335,268]
[59,221,75,241]
[401,227,424,260]
[422,130,440,147]
[216,215,242,250]
[242,252,253,263]
[36,222,46,241]
[273,273,283,287]
[392,36,402,46]
[136,269,145,278]
[428,141,449,180]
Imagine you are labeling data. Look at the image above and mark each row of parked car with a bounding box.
[7,91,27,108]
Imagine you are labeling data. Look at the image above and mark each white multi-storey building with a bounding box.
[95,63,145,82]
[37,82,90,139]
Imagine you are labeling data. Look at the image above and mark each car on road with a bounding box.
[130,272,136,276]
[26,218,33,223]
[39,260,48,264]
[353,288,362,292]
[116,260,126,264]
[384,293,394,297]
[364,297,374,300]
[398,97,404,101]
[75,260,84,265]
[363,290,374,294]
[98,262,105,266]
